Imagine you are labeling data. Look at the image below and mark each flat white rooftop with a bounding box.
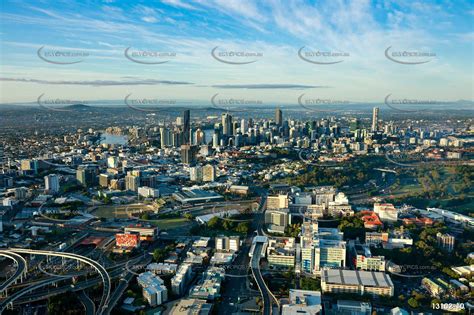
[322,268,393,288]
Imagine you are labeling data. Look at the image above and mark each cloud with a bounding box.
[211,0,266,21]
[141,16,158,23]
[134,5,162,23]
[454,32,474,42]
[212,84,327,89]
[0,78,193,86]
[161,0,200,11]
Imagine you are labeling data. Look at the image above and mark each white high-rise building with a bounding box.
[300,223,346,274]
[212,132,219,148]
[0,143,4,170]
[372,107,379,132]
[107,156,119,168]
[171,263,192,296]
[222,113,232,136]
[44,174,59,193]
[137,272,168,306]
[125,173,139,192]
[240,119,248,133]
[215,236,240,252]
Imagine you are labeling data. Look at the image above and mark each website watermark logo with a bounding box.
[298,46,349,65]
[384,147,429,167]
[124,47,176,64]
[294,205,341,222]
[384,46,436,65]
[298,149,342,168]
[37,94,88,111]
[297,94,348,113]
[211,93,262,112]
[387,261,436,277]
[384,94,448,112]
[37,46,89,65]
[211,46,263,65]
[220,264,251,278]
[210,204,254,223]
[125,93,193,112]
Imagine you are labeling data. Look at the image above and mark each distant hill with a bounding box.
[64,104,92,110]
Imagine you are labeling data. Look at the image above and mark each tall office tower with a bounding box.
[212,131,220,148]
[232,121,239,136]
[194,128,204,145]
[189,166,203,182]
[202,164,216,182]
[275,108,283,126]
[183,110,190,144]
[240,119,248,134]
[44,174,60,193]
[99,173,111,188]
[371,107,379,132]
[248,118,254,128]
[172,130,182,148]
[107,156,119,168]
[125,172,140,192]
[0,143,4,171]
[234,133,242,147]
[222,113,233,136]
[76,167,96,187]
[180,145,197,165]
[160,127,172,148]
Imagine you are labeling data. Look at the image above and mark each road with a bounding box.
[0,251,27,294]
[103,254,151,315]
[0,278,59,313]
[218,194,267,314]
[348,172,397,204]
[250,242,279,315]
[12,254,145,307]
[219,237,254,314]
[13,256,143,304]
[78,290,95,315]
[7,248,111,315]
[250,195,279,314]
[15,268,123,305]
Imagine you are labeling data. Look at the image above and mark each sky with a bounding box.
[0,0,473,106]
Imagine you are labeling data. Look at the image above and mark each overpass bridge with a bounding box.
[0,251,28,296]
[250,236,279,315]
[1,248,111,315]
[373,168,398,174]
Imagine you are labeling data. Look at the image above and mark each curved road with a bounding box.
[0,251,27,294]
[250,243,271,315]
[250,242,279,315]
[7,248,111,315]
[0,278,60,313]
[103,254,151,315]
[13,255,146,311]
[78,290,96,315]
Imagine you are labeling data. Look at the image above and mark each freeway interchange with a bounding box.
[0,247,149,315]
